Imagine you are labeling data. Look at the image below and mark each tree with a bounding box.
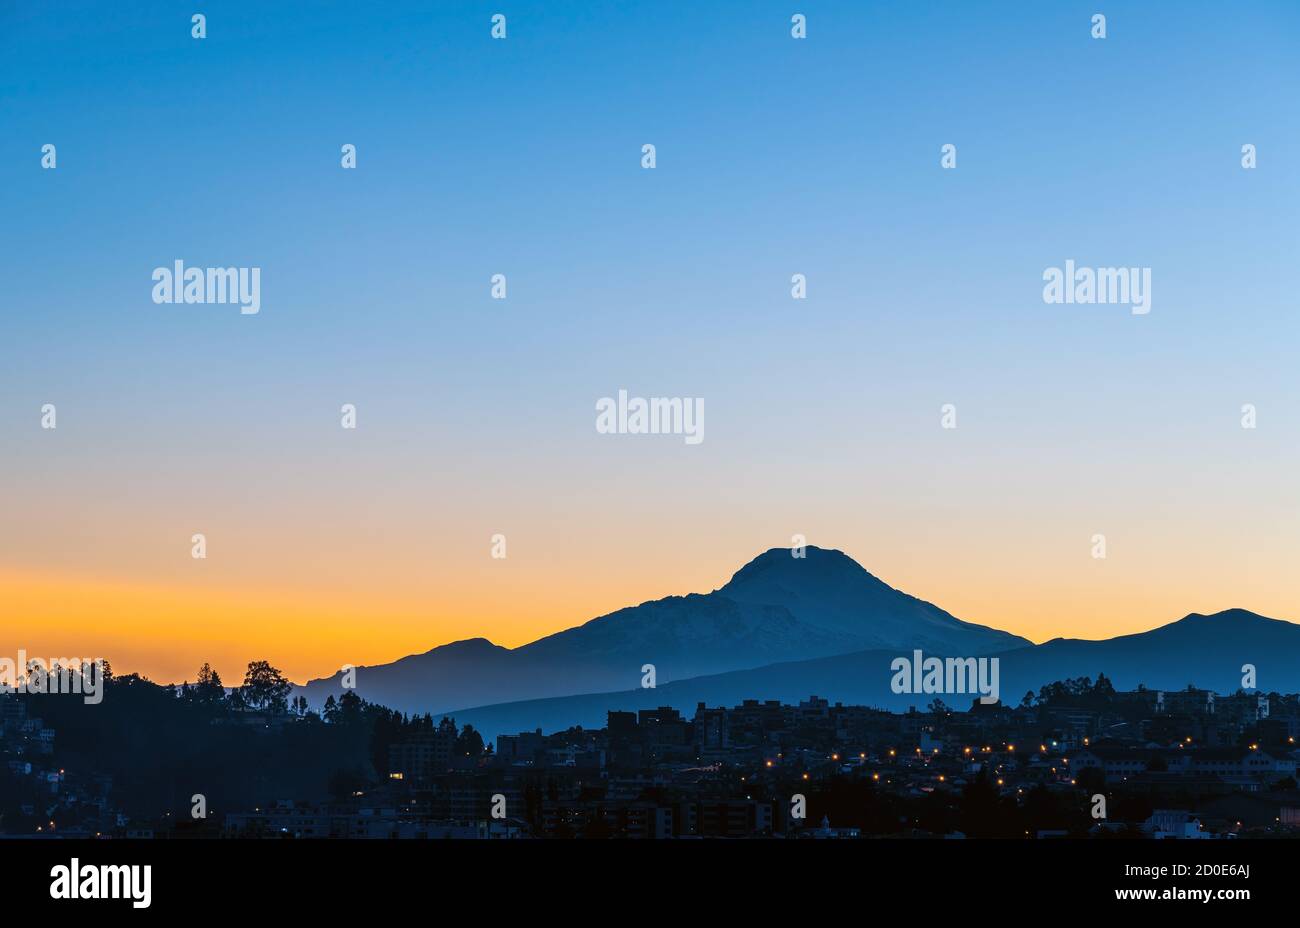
[322,695,339,723]
[193,663,225,707]
[456,724,485,758]
[197,662,220,687]
[337,690,364,724]
[240,660,291,715]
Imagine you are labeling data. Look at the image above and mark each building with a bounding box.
[496,728,546,766]
[1144,810,1213,840]
[388,722,459,785]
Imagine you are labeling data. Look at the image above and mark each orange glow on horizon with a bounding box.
[4,532,1299,687]
[0,566,628,686]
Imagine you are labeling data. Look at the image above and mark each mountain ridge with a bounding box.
[443,608,1300,739]
[297,545,1029,713]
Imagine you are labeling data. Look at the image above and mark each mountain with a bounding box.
[446,609,1300,739]
[298,546,1028,714]
[992,608,1300,699]
[718,547,1026,654]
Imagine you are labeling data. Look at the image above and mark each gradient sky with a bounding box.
[3,1,1298,686]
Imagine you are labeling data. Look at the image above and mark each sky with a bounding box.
[2,1,1298,686]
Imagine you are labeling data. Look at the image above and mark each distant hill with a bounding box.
[993,608,1300,700]
[446,609,1300,740]
[298,546,1028,714]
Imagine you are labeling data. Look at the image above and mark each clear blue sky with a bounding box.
[2,1,1298,681]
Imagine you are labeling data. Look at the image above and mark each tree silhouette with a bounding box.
[192,663,225,708]
[240,660,291,715]
[456,724,485,758]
